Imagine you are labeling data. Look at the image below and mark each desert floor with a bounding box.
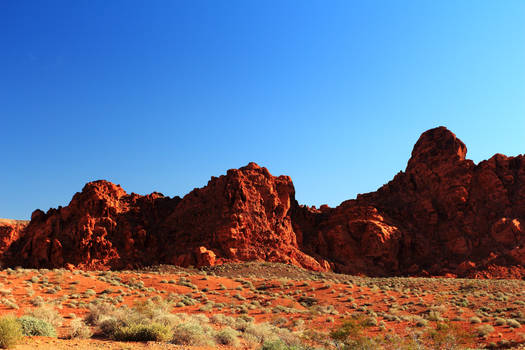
[0,262,523,349]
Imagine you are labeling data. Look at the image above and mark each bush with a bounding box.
[476,324,495,337]
[85,302,117,326]
[171,322,215,346]
[67,318,92,339]
[494,318,506,326]
[0,316,23,349]
[469,316,482,324]
[507,319,521,328]
[424,322,475,349]
[210,313,234,325]
[133,298,172,319]
[17,316,56,337]
[215,327,240,346]
[113,322,172,342]
[260,339,291,350]
[25,306,63,327]
[259,339,315,350]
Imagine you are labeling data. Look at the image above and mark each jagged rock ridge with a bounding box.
[3,127,525,278]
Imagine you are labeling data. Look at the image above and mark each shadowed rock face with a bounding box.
[0,219,29,257]
[4,127,525,278]
[297,127,525,278]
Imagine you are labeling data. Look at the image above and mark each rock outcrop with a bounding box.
[4,127,525,278]
[0,219,28,257]
[5,163,327,271]
[296,127,525,278]
[5,181,179,269]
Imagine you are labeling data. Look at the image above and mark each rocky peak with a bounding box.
[406,126,467,172]
[77,180,127,201]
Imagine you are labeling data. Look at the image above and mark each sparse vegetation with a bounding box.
[0,316,23,349]
[0,263,519,349]
[17,316,57,337]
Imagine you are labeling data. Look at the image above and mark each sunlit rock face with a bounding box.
[5,127,525,278]
[0,219,28,257]
[5,165,328,271]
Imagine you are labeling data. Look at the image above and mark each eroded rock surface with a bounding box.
[0,219,28,257]
[4,127,525,278]
[296,127,525,277]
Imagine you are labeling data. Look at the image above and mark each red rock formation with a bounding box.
[4,126,525,278]
[6,163,327,271]
[157,162,327,271]
[297,127,525,278]
[0,219,28,258]
[6,182,180,269]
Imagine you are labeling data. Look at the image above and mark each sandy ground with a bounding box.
[0,263,522,349]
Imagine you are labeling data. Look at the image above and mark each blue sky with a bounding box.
[1,1,524,219]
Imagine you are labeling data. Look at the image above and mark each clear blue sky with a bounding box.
[1,1,524,219]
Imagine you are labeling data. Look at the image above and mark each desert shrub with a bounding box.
[17,316,57,337]
[0,316,23,349]
[234,316,254,331]
[215,327,240,346]
[67,318,92,339]
[113,322,172,342]
[507,319,521,328]
[259,339,304,350]
[414,317,428,327]
[423,321,474,349]
[427,310,443,322]
[494,317,506,326]
[469,316,481,324]
[133,298,172,319]
[98,317,122,337]
[298,296,318,307]
[330,317,373,348]
[25,306,63,327]
[476,324,495,337]
[210,313,234,325]
[363,317,378,327]
[171,321,215,346]
[1,300,18,310]
[243,322,276,344]
[85,302,117,326]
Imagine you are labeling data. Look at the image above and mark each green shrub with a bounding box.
[113,322,172,342]
[17,316,57,337]
[0,316,23,349]
[260,339,290,350]
[259,339,311,350]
